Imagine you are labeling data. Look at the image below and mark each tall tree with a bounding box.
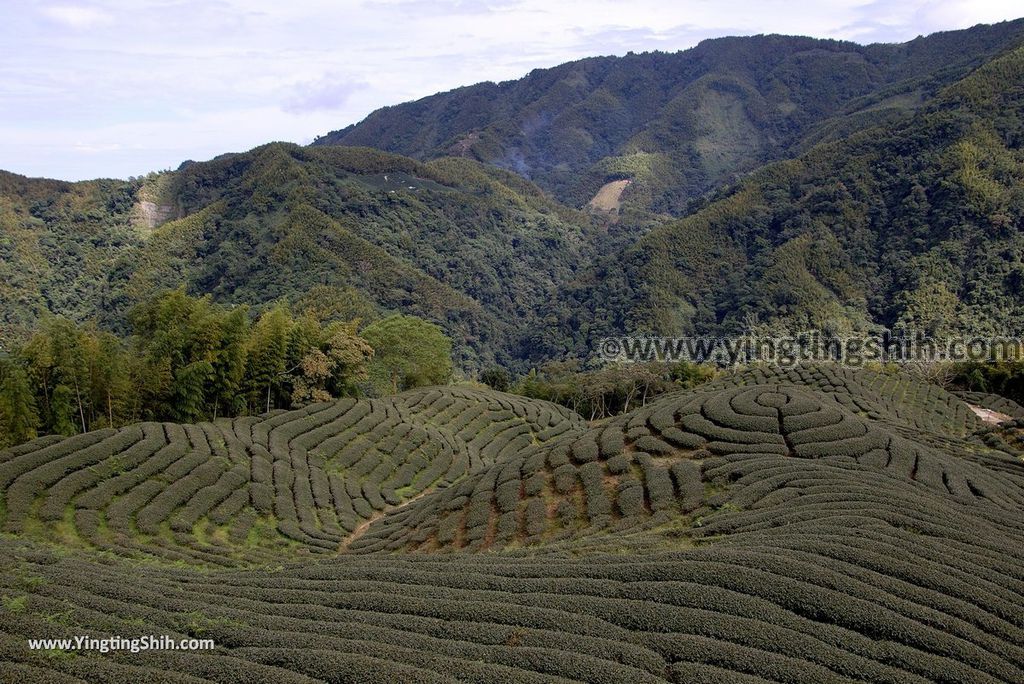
[245,304,295,413]
[174,360,215,423]
[87,332,131,429]
[361,314,452,395]
[50,385,77,436]
[480,367,511,392]
[21,318,92,434]
[0,361,40,447]
[130,288,230,420]
[291,321,374,406]
[211,306,250,419]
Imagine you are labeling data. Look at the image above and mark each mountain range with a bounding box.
[3,20,1024,368]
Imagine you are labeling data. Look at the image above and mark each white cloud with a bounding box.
[41,4,113,29]
[71,141,124,153]
[282,76,370,113]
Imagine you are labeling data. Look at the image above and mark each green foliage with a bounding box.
[130,288,235,420]
[951,361,1024,406]
[539,42,1024,355]
[669,360,718,388]
[362,314,453,394]
[513,360,716,420]
[211,306,249,418]
[173,360,215,423]
[0,142,595,373]
[291,322,374,406]
[0,172,144,348]
[19,318,118,437]
[479,366,510,392]
[243,304,292,414]
[49,385,76,436]
[1,291,383,446]
[4,25,1024,419]
[4,24,1024,378]
[0,361,39,446]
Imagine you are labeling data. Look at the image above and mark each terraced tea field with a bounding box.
[2,365,1024,682]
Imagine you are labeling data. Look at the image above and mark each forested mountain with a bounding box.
[536,39,1024,358]
[315,20,1024,215]
[0,145,598,368]
[3,20,1024,372]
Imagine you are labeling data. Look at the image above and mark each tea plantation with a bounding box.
[2,365,1023,682]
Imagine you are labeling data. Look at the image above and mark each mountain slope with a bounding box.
[315,20,1024,215]
[1,365,1023,681]
[535,39,1024,358]
[4,21,1024,370]
[0,171,141,341]
[0,145,597,367]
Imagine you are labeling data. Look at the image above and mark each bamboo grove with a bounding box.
[0,289,453,447]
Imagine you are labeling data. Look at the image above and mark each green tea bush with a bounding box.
[552,464,578,494]
[524,498,547,537]
[605,454,630,475]
[6,371,1024,682]
[637,455,675,512]
[616,479,646,517]
[570,438,600,464]
[598,428,625,458]
[579,462,612,519]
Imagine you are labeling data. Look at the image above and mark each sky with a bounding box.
[1,0,1021,181]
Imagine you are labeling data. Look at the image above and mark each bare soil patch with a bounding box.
[968,403,1014,425]
[587,179,631,213]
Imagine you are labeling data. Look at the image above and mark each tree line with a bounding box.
[0,289,452,447]
[483,359,718,421]
[6,286,1018,449]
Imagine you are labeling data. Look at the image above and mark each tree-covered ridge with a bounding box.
[164,144,594,345]
[4,21,1024,375]
[0,144,599,368]
[539,40,1024,357]
[315,20,1024,215]
[0,170,142,344]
